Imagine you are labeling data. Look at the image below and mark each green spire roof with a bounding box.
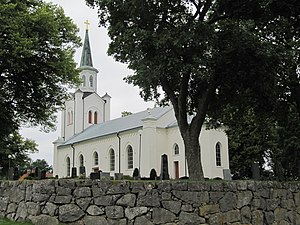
[80,29,93,67]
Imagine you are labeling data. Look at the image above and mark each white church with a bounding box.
[53,26,230,179]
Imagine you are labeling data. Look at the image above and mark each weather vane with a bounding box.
[84,19,90,30]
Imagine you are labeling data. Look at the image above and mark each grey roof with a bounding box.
[62,106,173,146]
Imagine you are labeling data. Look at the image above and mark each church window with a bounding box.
[216,142,221,166]
[94,111,98,124]
[93,152,99,166]
[127,145,133,169]
[88,110,92,123]
[174,143,179,155]
[89,75,93,87]
[109,149,115,171]
[82,75,86,86]
[66,157,70,177]
[67,112,70,125]
[70,111,73,125]
[79,154,84,167]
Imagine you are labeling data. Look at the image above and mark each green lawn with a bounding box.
[0,218,33,225]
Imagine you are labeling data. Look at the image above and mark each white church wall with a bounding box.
[74,91,84,135]
[84,94,104,127]
[199,128,229,179]
[64,99,75,140]
[165,127,187,179]
[118,129,141,176]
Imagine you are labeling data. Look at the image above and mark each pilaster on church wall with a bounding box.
[141,116,158,177]
[53,138,64,177]
[64,100,75,140]
[74,91,84,134]
[102,94,111,122]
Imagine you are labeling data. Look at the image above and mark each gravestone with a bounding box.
[223,169,232,180]
[71,167,77,178]
[115,173,123,180]
[35,167,41,180]
[41,170,46,179]
[79,166,86,176]
[8,167,14,180]
[251,162,260,180]
[13,167,19,180]
[101,172,111,180]
[132,168,140,180]
[90,172,100,180]
[160,154,170,180]
[150,168,157,180]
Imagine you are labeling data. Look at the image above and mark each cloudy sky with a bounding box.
[20,0,155,165]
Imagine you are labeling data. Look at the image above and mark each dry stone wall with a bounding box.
[0,179,299,225]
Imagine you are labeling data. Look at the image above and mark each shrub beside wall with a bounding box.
[0,179,299,225]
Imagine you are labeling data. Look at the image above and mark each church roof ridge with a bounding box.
[61,106,173,146]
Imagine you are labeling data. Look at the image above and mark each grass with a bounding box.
[0,218,33,225]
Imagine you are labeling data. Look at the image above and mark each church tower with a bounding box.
[59,21,111,141]
[78,20,98,93]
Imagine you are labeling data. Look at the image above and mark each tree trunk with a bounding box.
[182,129,204,180]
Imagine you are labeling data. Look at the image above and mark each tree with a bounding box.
[0,131,38,178]
[207,0,300,180]
[31,159,52,173]
[0,0,81,140]
[86,0,283,179]
[121,111,132,117]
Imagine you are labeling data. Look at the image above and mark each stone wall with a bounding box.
[0,179,299,225]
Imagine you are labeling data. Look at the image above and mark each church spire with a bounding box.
[80,20,93,67]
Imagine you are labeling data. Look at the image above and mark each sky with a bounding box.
[20,0,155,165]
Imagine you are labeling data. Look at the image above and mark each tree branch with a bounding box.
[191,75,216,134]
[178,69,191,131]
[199,0,212,21]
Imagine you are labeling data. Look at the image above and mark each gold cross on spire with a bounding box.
[84,19,90,30]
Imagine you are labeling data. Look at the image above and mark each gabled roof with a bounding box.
[61,106,173,146]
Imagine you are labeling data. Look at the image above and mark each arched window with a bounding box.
[82,75,86,86]
[88,110,92,123]
[70,110,73,125]
[66,157,70,177]
[93,152,99,166]
[79,154,84,167]
[67,112,70,125]
[127,145,133,169]
[67,110,73,125]
[89,75,93,87]
[109,149,115,171]
[174,143,179,155]
[94,111,98,124]
[216,142,221,166]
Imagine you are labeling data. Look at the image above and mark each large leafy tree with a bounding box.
[0,0,81,140]
[0,131,38,178]
[208,0,300,180]
[87,0,286,179]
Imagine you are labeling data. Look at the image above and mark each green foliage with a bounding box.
[121,111,133,117]
[87,0,300,180]
[30,159,52,173]
[0,0,81,139]
[0,131,38,177]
